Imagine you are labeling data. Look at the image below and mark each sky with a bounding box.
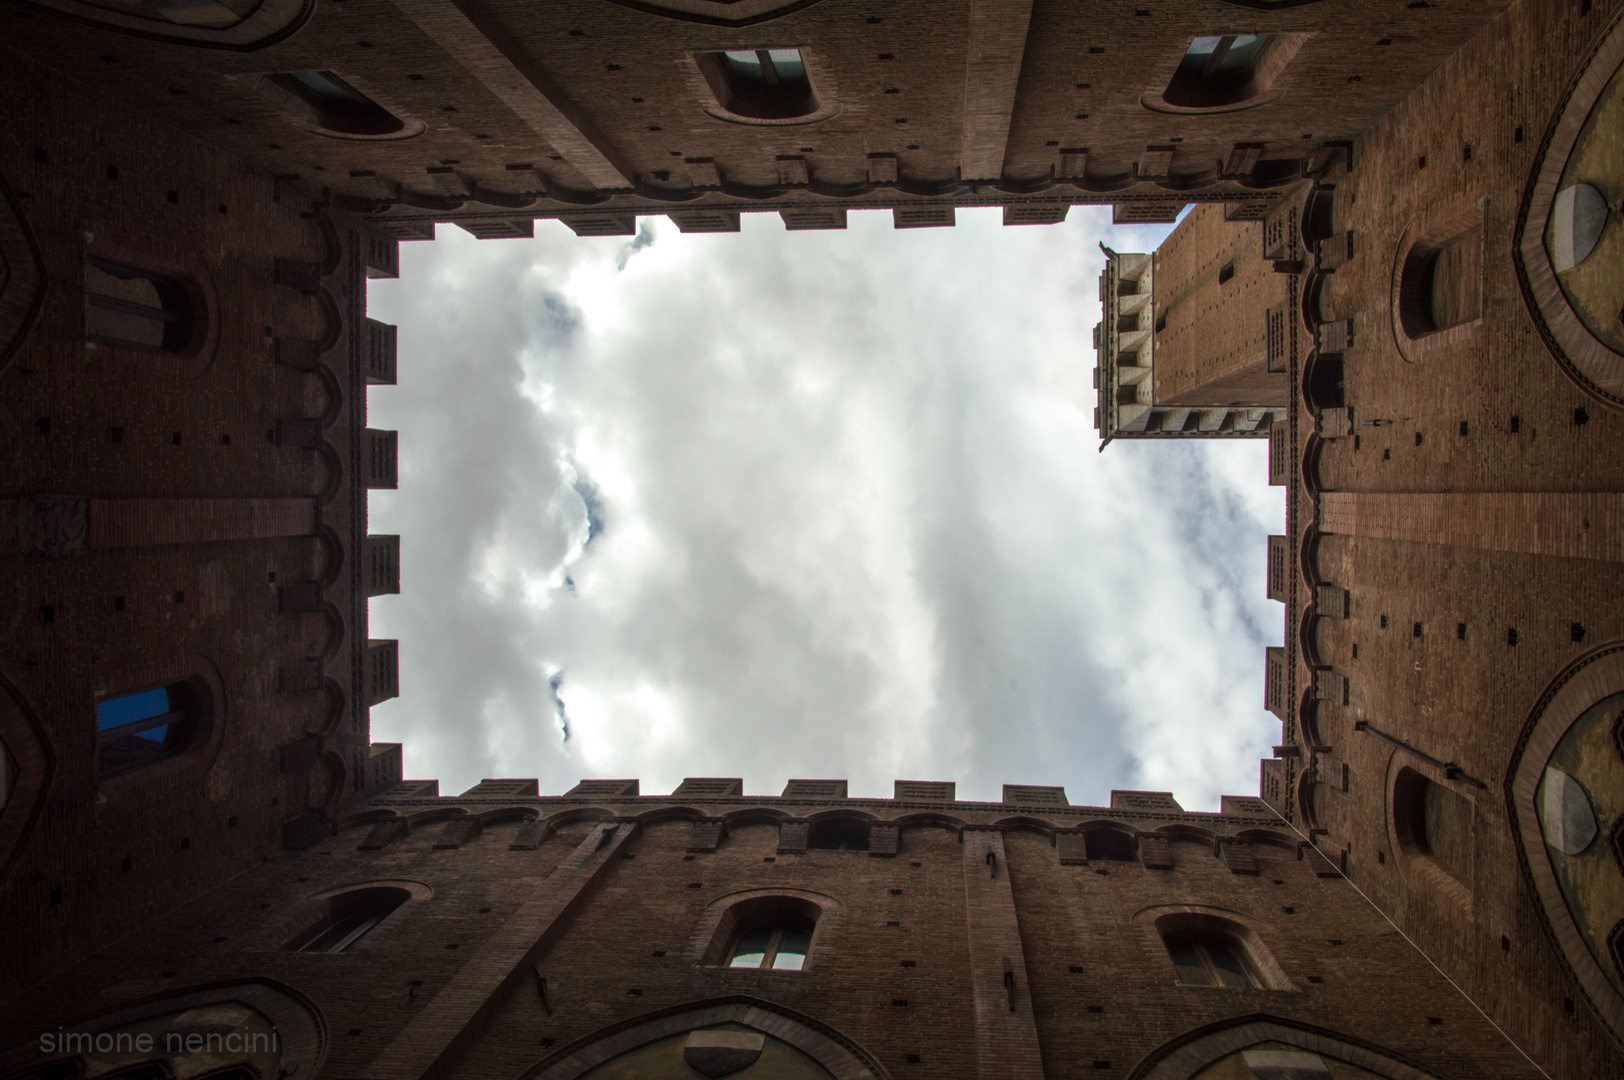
[364,204,1285,811]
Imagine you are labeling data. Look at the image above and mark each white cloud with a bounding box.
[364,206,1284,811]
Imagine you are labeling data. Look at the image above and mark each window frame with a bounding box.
[1166,933,1259,989]
[727,924,813,970]
[698,891,829,972]
[248,70,425,141]
[691,46,841,127]
[93,680,204,780]
[20,0,313,49]
[290,885,413,954]
[1142,32,1309,115]
[83,256,198,354]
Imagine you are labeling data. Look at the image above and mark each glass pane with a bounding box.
[301,914,378,954]
[86,261,163,309]
[136,724,169,744]
[1207,943,1256,989]
[772,929,811,969]
[766,48,805,82]
[729,929,773,968]
[766,48,802,64]
[723,50,761,65]
[1187,35,1222,54]
[96,688,171,732]
[1168,942,1211,986]
[1211,35,1268,76]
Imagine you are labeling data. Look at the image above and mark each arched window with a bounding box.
[1393,767,1473,887]
[76,0,259,28]
[95,683,200,778]
[1166,35,1272,108]
[728,923,813,970]
[807,817,869,850]
[84,257,194,352]
[293,886,410,953]
[1397,224,1483,338]
[266,71,407,137]
[698,49,818,120]
[1150,33,1306,113]
[1166,931,1257,988]
[704,894,823,971]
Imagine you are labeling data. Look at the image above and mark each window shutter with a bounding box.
[778,821,809,853]
[1058,147,1088,180]
[866,153,898,184]
[365,319,397,384]
[1222,142,1263,177]
[776,156,809,186]
[868,823,900,858]
[1315,584,1349,618]
[1266,303,1290,372]
[1112,201,1182,224]
[687,820,725,852]
[672,778,743,798]
[1320,406,1353,439]
[1262,199,1296,262]
[1056,832,1089,865]
[358,818,408,850]
[434,818,482,849]
[461,779,539,797]
[1002,785,1069,807]
[1138,834,1174,870]
[1218,839,1259,875]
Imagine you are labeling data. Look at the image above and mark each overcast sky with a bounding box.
[364,205,1284,811]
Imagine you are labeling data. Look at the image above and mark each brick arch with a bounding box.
[0,669,52,884]
[522,996,887,1080]
[989,815,1060,838]
[1130,907,1295,995]
[891,811,968,835]
[1507,642,1624,1040]
[0,169,46,377]
[0,979,326,1080]
[633,804,709,826]
[721,806,794,827]
[543,806,618,830]
[1128,1014,1439,1080]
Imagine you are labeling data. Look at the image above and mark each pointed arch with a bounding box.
[1128,1014,1441,1079]
[521,996,888,1080]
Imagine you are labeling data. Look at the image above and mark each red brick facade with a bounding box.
[3,0,1623,1077]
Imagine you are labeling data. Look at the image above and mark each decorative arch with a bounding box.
[20,0,313,50]
[1507,642,1624,1039]
[722,806,793,828]
[521,996,887,1080]
[544,805,618,830]
[0,169,47,378]
[1514,12,1624,410]
[0,980,325,1080]
[1129,1015,1440,1079]
[1132,905,1294,993]
[990,814,1059,838]
[685,888,844,967]
[0,669,52,884]
[891,811,967,835]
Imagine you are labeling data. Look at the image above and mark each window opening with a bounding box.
[269,71,406,136]
[1394,767,1473,885]
[84,257,194,351]
[700,49,818,120]
[78,0,259,29]
[729,925,813,970]
[1167,936,1257,988]
[1398,224,1482,338]
[295,887,410,953]
[1084,828,1136,861]
[95,683,196,777]
[1162,34,1286,110]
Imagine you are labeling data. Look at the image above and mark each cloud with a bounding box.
[365,207,1283,810]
